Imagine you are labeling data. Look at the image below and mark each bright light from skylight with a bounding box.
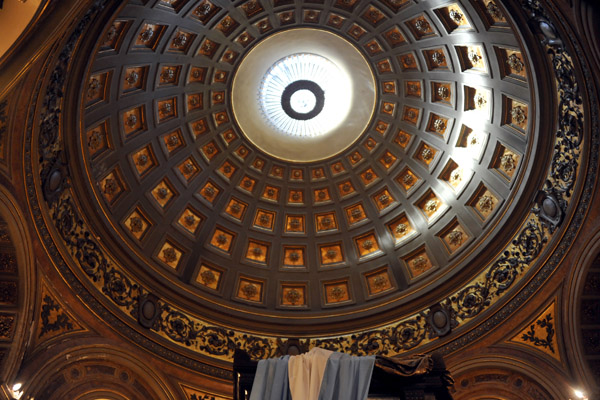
[290,89,317,113]
[259,53,352,138]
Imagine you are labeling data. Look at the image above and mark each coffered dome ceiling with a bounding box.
[79,0,535,321]
[29,0,587,367]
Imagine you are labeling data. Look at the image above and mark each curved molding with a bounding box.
[0,0,95,98]
[0,0,45,60]
[0,184,36,389]
[21,344,177,400]
[563,226,600,395]
[447,354,569,399]
[576,0,600,77]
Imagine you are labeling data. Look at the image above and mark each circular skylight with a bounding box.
[290,89,316,113]
[232,28,376,162]
[259,53,352,137]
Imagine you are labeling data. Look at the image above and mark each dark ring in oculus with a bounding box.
[281,80,325,120]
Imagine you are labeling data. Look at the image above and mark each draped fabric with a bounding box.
[317,352,375,400]
[288,347,333,400]
[250,350,375,400]
[375,354,433,377]
[249,355,291,400]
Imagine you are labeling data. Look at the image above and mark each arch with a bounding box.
[563,225,600,397]
[21,344,177,400]
[0,184,36,393]
[447,354,569,400]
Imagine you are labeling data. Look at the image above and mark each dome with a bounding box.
[71,0,541,339]
[16,0,596,393]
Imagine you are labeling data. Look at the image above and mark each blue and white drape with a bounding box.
[250,347,375,400]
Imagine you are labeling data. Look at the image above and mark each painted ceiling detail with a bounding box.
[509,300,561,362]
[35,283,86,345]
[24,0,589,371]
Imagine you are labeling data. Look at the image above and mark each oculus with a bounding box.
[259,53,350,137]
[232,28,376,162]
